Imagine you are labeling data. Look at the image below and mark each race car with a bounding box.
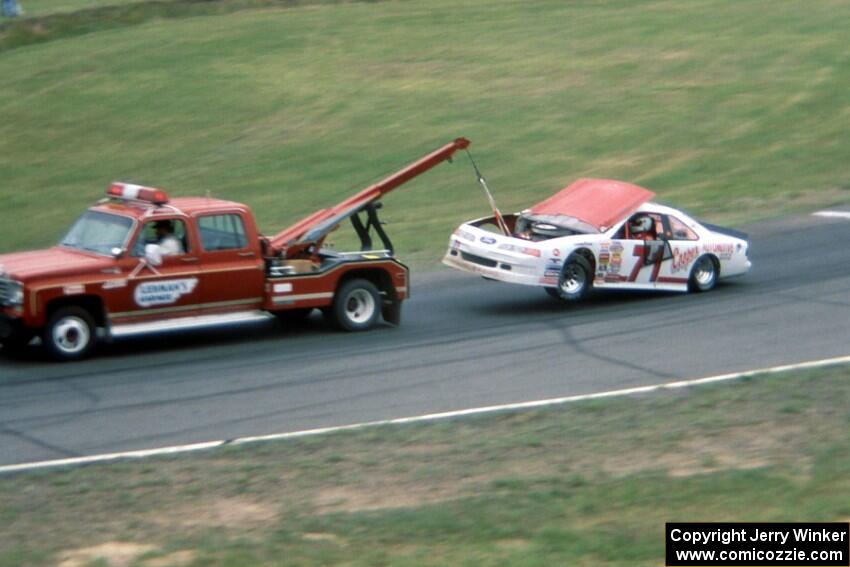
[442,178,751,301]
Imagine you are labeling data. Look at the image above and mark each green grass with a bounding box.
[14,0,147,18]
[1,365,848,566]
[1,0,849,268]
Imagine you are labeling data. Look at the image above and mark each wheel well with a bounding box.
[338,269,396,301]
[46,296,106,327]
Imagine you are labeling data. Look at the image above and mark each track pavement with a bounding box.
[2,211,849,466]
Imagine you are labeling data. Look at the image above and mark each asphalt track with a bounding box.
[2,211,849,467]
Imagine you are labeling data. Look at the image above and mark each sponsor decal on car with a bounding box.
[703,242,734,260]
[480,236,497,244]
[539,276,558,285]
[134,278,199,307]
[671,246,700,273]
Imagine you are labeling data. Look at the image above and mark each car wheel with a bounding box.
[331,279,381,331]
[544,287,561,299]
[689,255,718,292]
[552,255,592,302]
[43,306,96,361]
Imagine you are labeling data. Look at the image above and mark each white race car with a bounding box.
[443,178,751,301]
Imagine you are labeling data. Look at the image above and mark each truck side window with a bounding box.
[198,214,248,251]
[131,219,190,256]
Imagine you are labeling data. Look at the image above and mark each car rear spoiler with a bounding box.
[700,221,749,241]
[268,137,471,258]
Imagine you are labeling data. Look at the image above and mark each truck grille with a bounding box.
[460,251,498,268]
[0,279,10,305]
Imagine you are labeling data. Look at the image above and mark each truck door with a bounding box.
[194,212,265,313]
[112,217,202,324]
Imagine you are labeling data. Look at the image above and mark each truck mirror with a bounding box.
[110,247,124,259]
[144,244,163,267]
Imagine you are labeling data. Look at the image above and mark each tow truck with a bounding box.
[0,137,470,361]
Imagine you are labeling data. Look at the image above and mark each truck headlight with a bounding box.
[7,281,23,306]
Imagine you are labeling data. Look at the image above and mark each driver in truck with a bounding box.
[155,220,184,256]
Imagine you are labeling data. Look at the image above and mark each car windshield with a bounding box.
[60,210,133,255]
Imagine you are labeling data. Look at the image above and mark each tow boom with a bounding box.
[269,137,471,257]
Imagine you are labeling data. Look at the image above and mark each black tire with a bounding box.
[42,306,96,361]
[689,255,718,292]
[550,255,592,302]
[544,287,561,300]
[331,279,381,332]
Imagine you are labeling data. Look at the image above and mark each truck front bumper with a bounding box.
[0,309,23,340]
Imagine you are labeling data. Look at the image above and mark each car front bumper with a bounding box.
[442,245,547,287]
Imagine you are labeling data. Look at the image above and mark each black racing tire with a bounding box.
[689,255,718,293]
[42,306,96,362]
[551,255,592,302]
[331,279,381,332]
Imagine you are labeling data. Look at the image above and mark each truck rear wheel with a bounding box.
[43,306,96,361]
[331,279,381,332]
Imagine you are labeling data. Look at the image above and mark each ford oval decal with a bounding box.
[480,236,497,244]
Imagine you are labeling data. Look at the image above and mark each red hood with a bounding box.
[528,178,655,232]
[0,247,115,283]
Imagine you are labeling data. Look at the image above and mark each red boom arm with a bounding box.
[269,137,470,256]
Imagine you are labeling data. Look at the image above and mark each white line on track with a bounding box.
[2,354,850,475]
[813,210,850,220]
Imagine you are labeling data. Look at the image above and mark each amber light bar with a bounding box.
[108,182,169,205]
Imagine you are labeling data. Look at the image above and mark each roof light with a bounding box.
[108,182,169,205]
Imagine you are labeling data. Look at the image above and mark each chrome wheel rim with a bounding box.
[52,316,90,355]
[694,258,715,286]
[560,264,585,295]
[345,289,376,324]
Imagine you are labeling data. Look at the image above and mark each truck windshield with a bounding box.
[60,211,133,255]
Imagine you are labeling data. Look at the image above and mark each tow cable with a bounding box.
[464,148,511,236]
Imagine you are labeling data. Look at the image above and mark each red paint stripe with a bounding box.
[628,245,647,282]
[657,276,688,284]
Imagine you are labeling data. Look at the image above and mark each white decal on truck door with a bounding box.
[134,278,199,307]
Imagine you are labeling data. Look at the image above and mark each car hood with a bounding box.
[527,178,655,232]
[0,247,115,283]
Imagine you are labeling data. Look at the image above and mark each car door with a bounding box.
[108,217,202,324]
[655,214,701,286]
[596,213,667,288]
[194,212,265,314]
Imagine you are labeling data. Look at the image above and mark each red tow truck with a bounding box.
[0,138,470,361]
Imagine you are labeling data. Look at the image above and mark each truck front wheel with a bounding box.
[43,307,96,361]
[331,279,381,332]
